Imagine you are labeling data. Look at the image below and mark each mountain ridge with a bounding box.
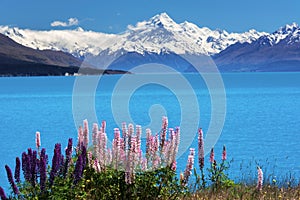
[0,13,299,72]
[0,13,267,57]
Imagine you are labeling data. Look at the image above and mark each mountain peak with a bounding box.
[275,22,299,34]
[149,12,177,28]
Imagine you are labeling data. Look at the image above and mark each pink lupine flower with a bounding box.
[92,123,98,154]
[83,119,89,148]
[136,125,142,151]
[257,166,263,191]
[160,116,168,150]
[93,159,101,173]
[77,126,84,151]
[198,128,204,169]
[146,128,152,159]
[152,154,161,169]
[128,124,134,151]
[166,128,175,166]
[36,131,41,150]
[222,145,227,161]
[107,148,112,166]
[101,120,106,133]
[87,151,93,168]
[112,128,121,169]
[122,122,128,150]
[182,149,195,185]
[154,134,159,153]
[141,158,147,171]
[171,161,177,171]
[174,127,180,157]
[112,128,121,163]
[97,129,107,169]
[209,148,215,163]
[190,148,195,157]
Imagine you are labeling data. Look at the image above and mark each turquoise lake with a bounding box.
[0,72,299,189]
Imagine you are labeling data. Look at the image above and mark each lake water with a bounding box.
[0,72,299,189]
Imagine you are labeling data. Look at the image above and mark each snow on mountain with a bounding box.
[0,13,267,57]
[258,22,300,46]
[114,13,267,55]
[0,26,118,57]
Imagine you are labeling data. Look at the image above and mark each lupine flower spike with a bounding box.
[257,166,263,191]
[182,148,195,186]
[14,157,21,183]
[0,186,7,200]
[198,128,204,169]
[5,165,19,195]
[222,145,227,161]
[209,148,215,163]
[36,131,41,152]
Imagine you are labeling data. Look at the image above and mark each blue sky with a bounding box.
[1,0,299,33]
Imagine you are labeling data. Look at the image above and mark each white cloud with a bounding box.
[51,18,79,27]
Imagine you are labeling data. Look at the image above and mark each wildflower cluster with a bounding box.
[0,116,266,199]
[85,117,180,184]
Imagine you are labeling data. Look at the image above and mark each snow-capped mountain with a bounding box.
[0,13,267,58]
[0,26,118,58]
[257,22,300,46]
[214,23,300,72]
[1,13,299,72]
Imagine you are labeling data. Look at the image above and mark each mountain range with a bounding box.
[0,13,299,74]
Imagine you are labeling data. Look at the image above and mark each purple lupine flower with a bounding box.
[39,148,47,192]
[21,152,31,182]
[14,157,20,183]
[198,128,204,169]
[222,145,227,161]
[257,166,263,191]
[30,150,38,186]
[63,138,73,177]
[83,119,89,149]
[81,145,87,168]
[209,148,215,163]
[0,186,7,200]
[49,143,62,186]
[5,165,19,195]
[36,131,41,150]
[74,153,83,184]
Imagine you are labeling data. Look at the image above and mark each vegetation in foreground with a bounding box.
[0,117,299,199]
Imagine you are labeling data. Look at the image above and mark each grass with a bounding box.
[185,184,300,200]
